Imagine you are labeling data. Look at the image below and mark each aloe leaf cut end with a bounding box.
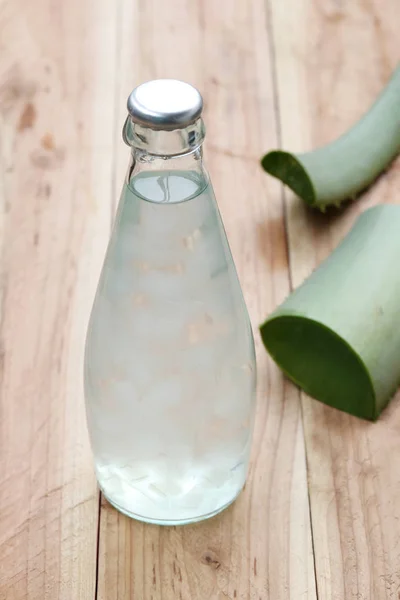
[261,151,316,207]
[260,316,376,420]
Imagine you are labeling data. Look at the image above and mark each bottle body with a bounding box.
[84,162,257,524]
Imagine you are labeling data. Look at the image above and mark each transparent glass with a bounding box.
[84,118,257,525]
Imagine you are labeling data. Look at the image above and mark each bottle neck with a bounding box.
[123,116,205,156]
[123,116,208,184]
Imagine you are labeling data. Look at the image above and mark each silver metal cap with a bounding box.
[127,79,203,131]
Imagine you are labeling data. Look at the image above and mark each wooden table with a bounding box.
[1,1,399,598]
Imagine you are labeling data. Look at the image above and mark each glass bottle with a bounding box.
[84,79,257,525]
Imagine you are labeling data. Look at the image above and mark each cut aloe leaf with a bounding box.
[260,205,400,420]
[261,65,400,210]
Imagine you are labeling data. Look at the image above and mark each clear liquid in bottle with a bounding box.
[84,81,257,525]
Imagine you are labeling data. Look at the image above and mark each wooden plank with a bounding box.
[270,0,400,597]
[0,0,117,597]
[97,1,317,599]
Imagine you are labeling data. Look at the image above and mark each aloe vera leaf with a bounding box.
[260,205,400,420]
[261,65,400,210]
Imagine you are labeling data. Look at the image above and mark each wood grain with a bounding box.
[0,0,118,597]
[270,0,400,597]
[96,1,316,599]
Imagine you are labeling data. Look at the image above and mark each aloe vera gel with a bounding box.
[84,80,257,524]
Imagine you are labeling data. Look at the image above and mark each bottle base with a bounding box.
[101,486,243,526]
